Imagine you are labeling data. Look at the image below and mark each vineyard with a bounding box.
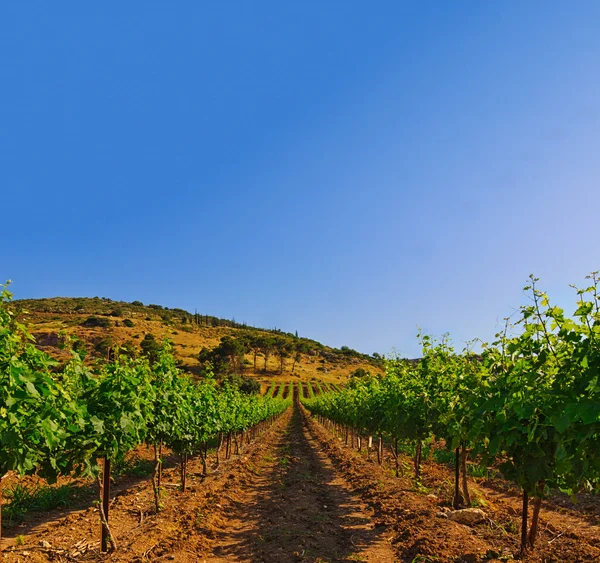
[0,283,290,555]
[0,276,599,562]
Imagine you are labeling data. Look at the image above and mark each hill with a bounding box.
[10,296,383,386]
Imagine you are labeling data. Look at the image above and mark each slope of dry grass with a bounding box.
[13,297,382,384]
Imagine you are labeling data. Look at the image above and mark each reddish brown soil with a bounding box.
[2,404,599,563]
[310,415,600,562]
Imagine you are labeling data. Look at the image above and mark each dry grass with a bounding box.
[22,311,379,384]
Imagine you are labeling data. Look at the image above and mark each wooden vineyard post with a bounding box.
[414,440,422,479]
[181,453,188,492]
[158,440,163,489]
[461,444,471,505]
[101,458,111,553]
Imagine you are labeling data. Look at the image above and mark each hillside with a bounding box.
[10,296,383,385]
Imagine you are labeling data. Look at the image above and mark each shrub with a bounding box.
[123,318,135,327]
[222,374,261,395]
[140,333,160,363]
[81,316,111,328]
[94,337,114,359]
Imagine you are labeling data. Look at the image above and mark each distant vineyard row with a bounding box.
[264,380,341,399]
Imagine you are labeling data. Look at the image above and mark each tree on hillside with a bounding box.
[291,341,311,374]
[275,337,293,374]
[220,336,248,373]
[246,334,263,373]
[198,336,249,376]
[261,336,276,372]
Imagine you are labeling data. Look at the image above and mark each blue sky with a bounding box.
[2,2,599,357]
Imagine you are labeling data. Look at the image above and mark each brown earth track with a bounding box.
[203,402,395,562]
[2,406,397,563]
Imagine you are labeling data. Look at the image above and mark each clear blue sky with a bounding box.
[2,2,599,357]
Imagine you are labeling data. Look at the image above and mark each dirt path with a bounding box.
[205,404,396,562]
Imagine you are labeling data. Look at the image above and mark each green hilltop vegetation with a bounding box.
[10,296,384,384]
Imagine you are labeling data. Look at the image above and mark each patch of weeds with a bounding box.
[398,442,416,456]
[113,455,154,477]
[504,519,518,534]
[468,463,499,480]
[15,535,25,546]
[432,448,455,465]
[412,556,439,562]
[412,479,431,495]
[435,479,454,504]
[194,509,206,527]
[3,483,81,524]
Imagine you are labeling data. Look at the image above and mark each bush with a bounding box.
[123,318,135,327]
[72,338,88,358]
[109,307,124,317]
[81,316,111,328]
[140,333,160,363]
[94,337,114,359]
[222,374,261,395]
[131,300,144,307]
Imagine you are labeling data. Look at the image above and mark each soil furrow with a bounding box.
[204,404,396,562]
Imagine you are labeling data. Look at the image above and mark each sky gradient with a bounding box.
[2,2,599,357]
